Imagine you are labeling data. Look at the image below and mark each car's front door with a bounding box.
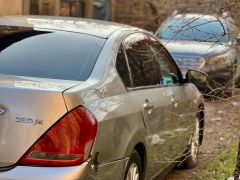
[122,33,177,178]
[149,36,198,162]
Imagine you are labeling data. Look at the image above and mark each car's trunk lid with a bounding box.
[0,75,80,167]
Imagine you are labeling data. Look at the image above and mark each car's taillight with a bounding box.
[18,107,97,166]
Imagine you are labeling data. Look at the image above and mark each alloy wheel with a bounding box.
[126,163,140,180]
[190,119,200,162]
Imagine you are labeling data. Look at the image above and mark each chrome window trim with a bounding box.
[127,84,161,91]
[122,45,134,88]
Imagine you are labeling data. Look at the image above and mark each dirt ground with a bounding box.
[164,97,240,180]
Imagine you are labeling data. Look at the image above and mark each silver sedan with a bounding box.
[0,16,205,180]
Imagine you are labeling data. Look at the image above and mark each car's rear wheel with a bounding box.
[124,150,143,180]
[182,118,200,168]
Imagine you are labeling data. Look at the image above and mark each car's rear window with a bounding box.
[0,26,105,81]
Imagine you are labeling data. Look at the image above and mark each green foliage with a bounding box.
[197,142,238,180]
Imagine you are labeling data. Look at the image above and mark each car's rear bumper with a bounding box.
[0,158,128,180]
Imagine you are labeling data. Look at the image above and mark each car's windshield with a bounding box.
[0,26,105,81]
[156,16,230,43]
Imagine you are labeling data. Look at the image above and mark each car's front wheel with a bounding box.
[182,118,200,168]
[124,150,143,180]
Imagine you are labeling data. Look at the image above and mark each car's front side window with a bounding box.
[147,36,182,86]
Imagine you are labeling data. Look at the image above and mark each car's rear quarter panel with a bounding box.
[63,66,147,161]
[63,77,147,180]
[62,30,148,179]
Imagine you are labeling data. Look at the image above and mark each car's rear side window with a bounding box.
[116,48,132,88]
[0,26,105,81]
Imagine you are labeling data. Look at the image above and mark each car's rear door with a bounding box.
[122,33,176,178]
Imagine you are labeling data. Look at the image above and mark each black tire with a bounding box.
[181,119,200,169]
[124,150,143,180]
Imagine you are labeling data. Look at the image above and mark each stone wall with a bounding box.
[114,0,155,31]
[114,0,240,31]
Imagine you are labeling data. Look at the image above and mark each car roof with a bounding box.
[0,16,134,39]
[171,13,228,25]
[174,13,217,19]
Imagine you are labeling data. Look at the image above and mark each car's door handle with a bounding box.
[143,99,154,111]
[171,97,178,107]
[143,102,154,110]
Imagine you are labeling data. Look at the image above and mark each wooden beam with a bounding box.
[54,0,60,16]
[84,0,93,18]
[110,0,116,21]
[23,0,30,15]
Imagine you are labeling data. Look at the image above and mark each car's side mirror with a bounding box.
[186,70,208,91]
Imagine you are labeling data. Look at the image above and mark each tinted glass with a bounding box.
[0,26,105,81]
[124,34,161,87]
[116,48,131,88]
[156,16,230,43]
[147,37,180,85]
